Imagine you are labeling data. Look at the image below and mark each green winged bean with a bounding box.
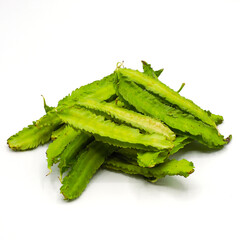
[116,79,227,148]
[116,67,217,129]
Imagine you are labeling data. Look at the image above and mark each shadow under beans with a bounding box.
[104,168,190,192]
[148,175,190,192]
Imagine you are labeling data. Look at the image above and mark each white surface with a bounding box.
[0,0,239,240]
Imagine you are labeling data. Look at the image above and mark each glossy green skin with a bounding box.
[136,150,168,167]
[51,125,66,140]
[57,106,174,151]
[118,135,191,168]
[47,126,81,170]
[61,141,114,200]
[58,133,93,177]
[103,155,194,179]
[136,136,192,168]
[116,79,227,148]
[93,135,157,151]
[7,111,62,151]
[116,68,217,129]
[58,73,116,107]
[73,98,175,141]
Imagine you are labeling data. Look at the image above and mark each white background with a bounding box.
[0,0,240,239]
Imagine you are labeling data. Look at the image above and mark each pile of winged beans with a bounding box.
[7,61,231,200]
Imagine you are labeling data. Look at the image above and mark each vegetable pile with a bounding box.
[7,61,231,200]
